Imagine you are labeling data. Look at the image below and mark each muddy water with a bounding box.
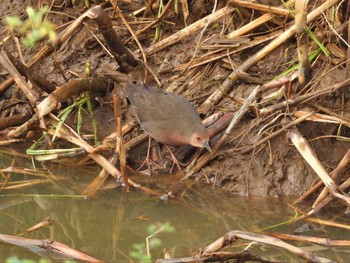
[0,154,347,262]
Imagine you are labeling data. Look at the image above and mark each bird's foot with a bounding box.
[164,145,185,174]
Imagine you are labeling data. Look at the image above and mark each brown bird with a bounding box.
[125,80,211,152]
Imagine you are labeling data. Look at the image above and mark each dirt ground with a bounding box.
[1,0,349,196]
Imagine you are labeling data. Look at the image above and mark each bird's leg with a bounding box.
[164,145,183,174]
[137,136,152,175]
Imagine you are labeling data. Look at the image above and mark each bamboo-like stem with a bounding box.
[295,0,311,87]
[114,90,128,186]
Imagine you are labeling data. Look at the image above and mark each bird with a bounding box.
[125,80,211,153]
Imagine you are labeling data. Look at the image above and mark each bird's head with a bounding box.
[190,130,211,152]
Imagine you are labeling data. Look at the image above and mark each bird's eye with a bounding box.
[196,136,201,141]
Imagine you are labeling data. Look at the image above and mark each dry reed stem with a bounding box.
[306,217,350,230]
[87,6,138,72]
[135,0,175,37]
[229,0,291,16]
[0,109,31,131]
[5,50,56,92]
[293,110,350,128]
[310,103,350,126]
[295,0,311,87]
[295,148,350,204]
[0,139,25,146]
[102,121,137,148]
[47,114,122,179]
[312,148,350,207]
[267,232,350,246]
[33,148,87,162]
[1,167,50,177]
[295,175,350,221]
[124,133,149,150]
[289,128,336,192]
[289,128,350,206]
[0,50,39,103]
[1,179,50,190]
[227,0,295,38]
[0,234,102,262]
[172,29,282,72]
[146,5,235,54]
[23,217,53,233]
[82,142,160,196]
[181,0,219,74]
[180,0,189,21]
[347,19,350,74]
[260,78,350,116]
[111,2,147,66]
[82,154,118,196]
[113,91,128,186]
[202,230,332,262]
[0,50,55,146]
[199,0,342,113]
[7,77,109,138]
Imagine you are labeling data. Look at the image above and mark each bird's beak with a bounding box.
[203,141,212,152]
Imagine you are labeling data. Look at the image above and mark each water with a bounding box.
[0,149,348,262]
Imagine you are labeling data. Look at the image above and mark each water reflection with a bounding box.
[0,151,346,262]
